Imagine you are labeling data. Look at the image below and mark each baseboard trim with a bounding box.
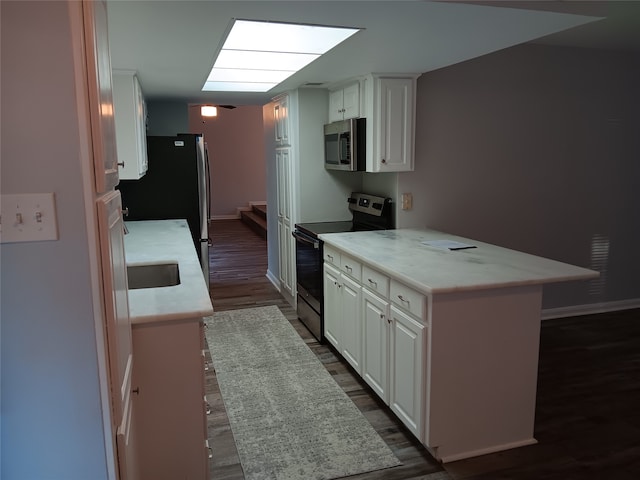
[541,298,640,320]
[211,214,242,220]
[266,270,280,292]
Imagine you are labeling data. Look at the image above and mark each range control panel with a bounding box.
[348,192,392,217]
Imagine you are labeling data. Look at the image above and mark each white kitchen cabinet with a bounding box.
[362,288,389,402]
[96,189,136,477]
[113,71,148,180]
[323,263,342,349]
[364,74,419,173]
[389,304,426,441]
[361,271,426,441]
[132,318,208,480]
[328,82,360,122]
[322,247,363,373]
[276,148,294,295]
[324,244,428,442]
[83,0,119,192]
[274,94,290,146]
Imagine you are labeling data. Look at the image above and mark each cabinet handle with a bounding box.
[327,254,334,261]
[381,159,387,164]
[345,265,352,271]
[117,161,125,168]
[398,294,408,303]
[368,278,377,286]
[132,387,140,395]
[387,317,392,324]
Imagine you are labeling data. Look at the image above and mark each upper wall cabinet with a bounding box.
[328,82,360,123]
[365,74,420,173]
[83,0,119,192]
[273,94,290,146]
[113,71,148,180]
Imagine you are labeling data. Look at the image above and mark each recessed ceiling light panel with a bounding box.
[203,19,360,93]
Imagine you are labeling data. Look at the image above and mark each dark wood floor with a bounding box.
[205,220,640,480]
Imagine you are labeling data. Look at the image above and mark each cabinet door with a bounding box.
[113,73,148,180]
[362,289,389,403]
[342,83,360,119]
[278,220,293,295]
[389,305,425,441]
[274,96,290,146]
[340,274,362,374]
[83,0,119,192]
[376,77,414,172]
[323,263,342,349]
[328,89,344,123]
[96,190,132,426]
[133,75,148,176]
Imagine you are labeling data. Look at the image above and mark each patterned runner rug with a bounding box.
[205,305,402,480]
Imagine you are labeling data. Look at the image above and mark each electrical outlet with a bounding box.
[401,192,413,210]
[1,193,59,243]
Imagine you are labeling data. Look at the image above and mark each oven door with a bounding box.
[292,229,324,341]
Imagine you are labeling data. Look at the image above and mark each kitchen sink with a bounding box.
[127,262,180,289]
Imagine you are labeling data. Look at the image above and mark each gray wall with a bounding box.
[398,43,640,311]
[1,1,111,478]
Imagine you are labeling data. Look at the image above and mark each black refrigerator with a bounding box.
[118,133,210,282]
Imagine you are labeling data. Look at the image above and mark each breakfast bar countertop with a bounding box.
[123,219,213,324]
[319,228,599,295]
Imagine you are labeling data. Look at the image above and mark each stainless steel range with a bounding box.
[292,192,393,342]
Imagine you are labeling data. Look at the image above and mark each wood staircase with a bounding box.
[240,204,267,239]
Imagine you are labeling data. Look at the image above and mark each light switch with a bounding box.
[1,193,59,243]
[401,192,413,210]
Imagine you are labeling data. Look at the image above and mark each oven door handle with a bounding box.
[292,230,319,249]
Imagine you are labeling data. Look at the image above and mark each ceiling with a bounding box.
[106,0,640,107]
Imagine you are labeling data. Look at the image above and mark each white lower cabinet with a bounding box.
[325,248,427,441]
[389,304,425,441]
[323,249,363,374]
[362,289,389,402]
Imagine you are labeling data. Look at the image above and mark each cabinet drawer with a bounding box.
[363,266,389,298]
[324,245,340,267]
[390,280,426,319]
[340,254,362,281]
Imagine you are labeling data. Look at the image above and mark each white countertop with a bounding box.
[124,219,213,324]
[319,228,598,294]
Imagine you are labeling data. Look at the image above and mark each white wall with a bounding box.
[189,106,266,217]
[1,1,111,478]
[399,43,640,311]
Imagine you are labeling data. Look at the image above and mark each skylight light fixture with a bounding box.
[203,19,360,93]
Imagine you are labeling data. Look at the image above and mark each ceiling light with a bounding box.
[201,105,218,117]
[203,19,360,93]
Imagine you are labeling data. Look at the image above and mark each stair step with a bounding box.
[252,204,267,220]
[240,210,267,240]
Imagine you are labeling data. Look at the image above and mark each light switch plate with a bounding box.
[1,193,59,243]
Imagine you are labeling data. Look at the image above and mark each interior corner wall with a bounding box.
[146,100,189,136]
[188,106,266,218]
[399,43,640,310]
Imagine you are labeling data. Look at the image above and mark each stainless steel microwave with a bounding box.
[324,118,366,171]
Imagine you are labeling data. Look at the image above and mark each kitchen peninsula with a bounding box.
[319,228,598,463]
[124,219,213,479]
